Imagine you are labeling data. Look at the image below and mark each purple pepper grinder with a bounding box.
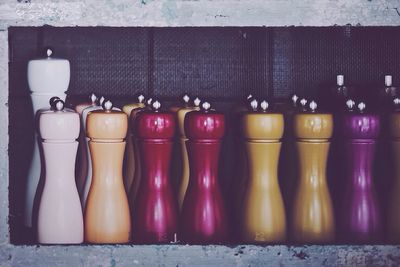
[340,101,382,243]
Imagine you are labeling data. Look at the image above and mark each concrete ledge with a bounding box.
[0,244,397,266]
[0,0,399,29]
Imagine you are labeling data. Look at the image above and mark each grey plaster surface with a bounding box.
[0,0,400,29]
[1,0,400,266]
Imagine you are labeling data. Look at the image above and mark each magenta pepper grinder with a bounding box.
[181,101,228,244]
[133,100,178,244]
[340,101,382,243]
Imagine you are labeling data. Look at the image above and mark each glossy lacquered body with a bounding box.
[292,113,335,243]
[25,54,70,228]
[339,113,382,243]
[388,113,400,242]
[37,109,83,244]
[84,109,131,244]
[122,102,145,194]
[177,106,198,210]
[133,110,178,243]
[181,110,228,244]
[241,113,286,243]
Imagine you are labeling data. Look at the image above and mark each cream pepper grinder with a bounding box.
[25,48,69,228]
[74,93,97,197]
[37,99,83,244]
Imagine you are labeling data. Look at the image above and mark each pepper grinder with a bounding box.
[339,102,382,243]
[133,100,178,243]
[74,93,97,196]
[25,48,70,228]
[241,99,286,243]
[388,98,400,242]
[177,96,200,210]
[129,97,153,205]
[122,94,145,193]
[84,100,131,244]
[37,99,83,244]
[292,100,335,243]
[80,96,104,208]
[181,102,228,244]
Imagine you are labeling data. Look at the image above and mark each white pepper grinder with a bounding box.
[37,99,83,244]
[24,48,70,228]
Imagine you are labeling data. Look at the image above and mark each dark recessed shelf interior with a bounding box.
[8,26,400,245]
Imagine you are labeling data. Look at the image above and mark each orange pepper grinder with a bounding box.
[122,94,145,193]
[292,100,335,243]
[177,96,200,210]
[388,97,400,242]
[84,100,131,244]
[241,99,286,243]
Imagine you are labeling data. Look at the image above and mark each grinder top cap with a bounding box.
[242,99,284,141]
[390,98,400,139]
[87,100,128,141]
[39,99,80,141]
[185,101,225,140]
[341,102,380,140]
[135,100,175,139]
[294,100,333,140]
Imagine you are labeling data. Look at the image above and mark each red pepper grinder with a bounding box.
[133,100,178,244]
[181,101,228,244]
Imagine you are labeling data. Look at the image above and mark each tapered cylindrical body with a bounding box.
[122,102,145,194]
[37,105,83,244]
[177,105,197,210]
[292,113,335,243]
[181,107,228,244]
[84,106,131,244]
[241,112,286,243]
[340,113,382,243]
[133,107,178,243]
[388,113,400,242]
[25,52,69,228]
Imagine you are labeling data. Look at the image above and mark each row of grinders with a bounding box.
[35,88,400,245]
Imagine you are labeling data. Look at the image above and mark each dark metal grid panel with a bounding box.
[272,27,400,99]
[41,27,149,97]
[153,27,269,99]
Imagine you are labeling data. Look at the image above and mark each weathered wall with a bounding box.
[0,0,399,28]
[1,1,400,266]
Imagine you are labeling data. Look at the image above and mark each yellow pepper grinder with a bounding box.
[177,96,201,210]
[388,97,400,242]
[122,94,145,193]
[292,100,335,243]
[241,99,286,243]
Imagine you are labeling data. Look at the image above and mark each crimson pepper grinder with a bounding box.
[181,101,228,244]
[37,99,83,244]
[133,100,178,244]
[340,102,382,243]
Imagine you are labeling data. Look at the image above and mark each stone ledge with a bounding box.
[0,0,399,29]
[0,244,399,266]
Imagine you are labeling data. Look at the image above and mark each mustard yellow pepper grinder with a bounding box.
[241,99,286,243]
[292,100,335,243]
[177,96,201,209]
[122,94,145,193]
[388,97,400,242]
